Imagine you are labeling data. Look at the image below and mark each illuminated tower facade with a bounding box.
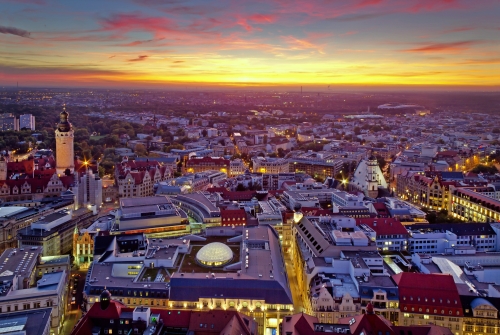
[55,107,75,175]
[0,155,7,180]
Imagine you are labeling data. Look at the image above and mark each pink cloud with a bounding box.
[407,0,461,13]
[281,35,325,54]
[101,13,179,38]
[401,40,478,53]
[236,14,277,31]
[441,26,475,34]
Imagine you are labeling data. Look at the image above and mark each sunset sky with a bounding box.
[0,0,499,89]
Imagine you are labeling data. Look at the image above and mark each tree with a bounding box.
[104,135,120,147]
[472,164,498,174]
[236,183,247,191]
[144,136,153,150]
[492,128,500,133]
[135,143,148,156]
[376,155,387,170]
[98,165,106,178]
[201,129,208,137]
[277,148,286,158]
[426,211,437,224]
[164,143,184,152]
[353,127,361,135]
[74,128,90,142]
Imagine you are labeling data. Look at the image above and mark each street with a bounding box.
[284,255,306,313]
[61,308,82,335]
[61,271,86,335]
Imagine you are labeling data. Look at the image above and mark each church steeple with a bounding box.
[57,105,72,132]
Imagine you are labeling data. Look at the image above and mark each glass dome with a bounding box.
[196,242,233,267]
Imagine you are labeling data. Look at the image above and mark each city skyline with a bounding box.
[1,0,499,90]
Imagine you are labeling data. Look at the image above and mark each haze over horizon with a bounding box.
[1,0,499,90]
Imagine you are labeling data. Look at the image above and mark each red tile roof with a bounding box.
[72,304,256,335]
[7,160,34,174]
[339,311,394,335]
[392,273,463,317]
[356,218,409,236]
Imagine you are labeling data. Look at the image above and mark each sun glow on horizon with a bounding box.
[0,0,499,89]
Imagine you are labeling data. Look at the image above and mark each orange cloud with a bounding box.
[127,55,149,62]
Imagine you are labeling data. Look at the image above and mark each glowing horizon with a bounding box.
[0,0,499,90]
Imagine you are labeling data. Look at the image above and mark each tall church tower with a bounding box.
[55,106,75,175]
[366,155,380,198]
[0,155,7,180]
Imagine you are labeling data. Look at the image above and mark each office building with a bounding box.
[19,114,35,130]
[116,196,189,236]
[0,248,68,335]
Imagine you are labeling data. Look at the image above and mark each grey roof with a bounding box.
[409,223,496,236]
[470,297,495,309]
[440,172,464,180]
[388,208,411,215]
[94,235,116,256]
[136,157,177,164]
[169,277,292,304]
[120,195,171,209]
[0,308,52,335]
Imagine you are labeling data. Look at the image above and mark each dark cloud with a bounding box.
[127,55,149,62]
[0,25,31,38]
[172,60,184,63]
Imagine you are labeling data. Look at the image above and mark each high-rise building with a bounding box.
[55,107,75,175]
[77,167,103,208]
[19,113,35,130]
[0,113,19,131]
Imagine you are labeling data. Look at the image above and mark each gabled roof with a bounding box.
[86,300,124,319]
[393,325,453,335]
[189,311,254,335]
[340,312,394,335]
[281,313,318,335]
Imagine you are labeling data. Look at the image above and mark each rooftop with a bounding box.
[0,308,52,335]
[0,247,42,283]
[169,226,293,304]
